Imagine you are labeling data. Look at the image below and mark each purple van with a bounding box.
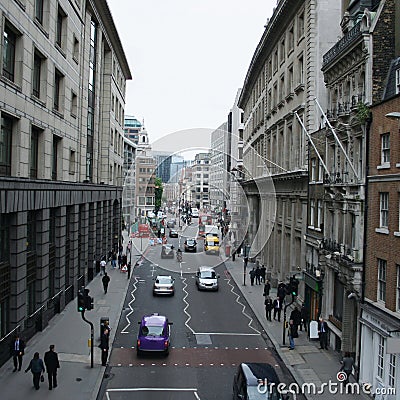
[137,313,172,355]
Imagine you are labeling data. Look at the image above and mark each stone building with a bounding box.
[238,0,341,287]
[0,0,131,365]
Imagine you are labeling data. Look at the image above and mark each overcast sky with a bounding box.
[107,0,276,143]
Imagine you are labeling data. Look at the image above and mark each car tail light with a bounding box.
[164,340,169,348]
[137,339,140,347]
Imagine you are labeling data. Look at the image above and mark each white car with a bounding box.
[191,208,199,218]
[153,275,175,296]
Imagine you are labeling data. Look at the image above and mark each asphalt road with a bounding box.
[97,222,298,400]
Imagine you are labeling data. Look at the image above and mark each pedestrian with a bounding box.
[25,352,45,390]
[255,266,261,285]
[119,243,123,256]
[318,317,329,349]
[127,240,132,253]
[111,252,117,269]
[44,344,60,390]
[264,296,273,321]
[127,262,131,279]
[10,335,25,372]
[122,254,127,266]
[290,306,301,336]
[244,256,249,268]
[300,303,309,332]
[99,328,110,366]
[273,297,282,322]
[100,258,106,276]
[260,265,266,283]
[249,267,256,286]
[288,320,296,350]
[263,279,271,297]
[340,352,355,384]
[118,254,122,269]
[277,282,286,302]
[102,272,110,294]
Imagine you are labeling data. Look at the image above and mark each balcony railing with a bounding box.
[323,21,362,67]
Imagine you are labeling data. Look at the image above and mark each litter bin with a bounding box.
[100,317,110,337]
[225,245,231,257]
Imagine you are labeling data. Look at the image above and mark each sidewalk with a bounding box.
[225,257,370,400]
[0,231,142,400]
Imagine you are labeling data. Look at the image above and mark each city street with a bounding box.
[98,222,298,400]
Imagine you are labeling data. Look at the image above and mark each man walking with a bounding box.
[10,335,25,372]
[263,280,271,297]
[127,262,131,279]
[100,257,106,276]
[44,345,60,390]
[102,273,110,294]
[318,317,329,349]
[264,296,273,321]
[273,297,282,322]
[249,267,256,286]
[288,320,296,350]
[255,266,261,285]
[99,328,110,366]
[260,265,266,283]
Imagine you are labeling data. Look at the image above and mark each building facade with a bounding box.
[0,0,131,365]
[124,115,142,144]
[122,136,137,230]
[359,1,400,393]
[209,122,228,213]
[239,0,341,286]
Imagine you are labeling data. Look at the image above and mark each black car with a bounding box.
[169,229,178,238]
[233,363,287,400]
[184,238,197,252]
[161,244,175,259]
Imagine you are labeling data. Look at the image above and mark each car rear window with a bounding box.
[206,240,218,246]
[200,271,216,279]
[141,325,164,336]
[157,277,172,284]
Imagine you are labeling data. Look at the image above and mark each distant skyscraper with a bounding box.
[124,116,142,144]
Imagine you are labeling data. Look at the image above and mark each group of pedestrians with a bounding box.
[10,335,60,390]
[248,264,266,285]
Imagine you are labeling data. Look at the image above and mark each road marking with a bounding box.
[121,277,138,334]
[107,387,199,392]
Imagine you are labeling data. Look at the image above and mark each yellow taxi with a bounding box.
[204,236,220,255]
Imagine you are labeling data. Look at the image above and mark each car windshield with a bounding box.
[206,240,218,246]
[156,277,172,284]
[141,325,164,337]
[200,271,216,279]
[187,240,195,245]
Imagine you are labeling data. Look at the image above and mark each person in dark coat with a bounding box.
[273,297,282,322]
[300,303,309,332]
[277,282,286,302]
[249,268,256,286]
[127,262,131,279]
[44,344,60,390]
[25,352,45,390]
[341,352,355,384]
[10,335,25,372]
[102,273,110,294]
[263,280,271,297]
[290,306,302,336]
[260,265,266,283]
[318,317,329,349]
[99,328,110,366]
[255,266,261,285]
[264,296,273,321]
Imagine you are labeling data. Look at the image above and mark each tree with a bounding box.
[154,177,163,212]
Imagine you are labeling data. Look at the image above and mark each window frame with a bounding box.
[379,192,389,228]
[3,24,17,82]
[0,114,13,176]
[30,126,40,179]
[378,258,387,304]
[381,133,390,165]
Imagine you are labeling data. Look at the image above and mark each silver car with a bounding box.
[195,266,219,291]
[153,275,175,296]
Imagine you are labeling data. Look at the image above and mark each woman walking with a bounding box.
[25,352,45,390]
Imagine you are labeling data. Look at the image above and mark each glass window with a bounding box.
[298,11,304,38]
[35,0,44,24]
[56,7,64,47]
[378,258,387,303]
[0,115,12,176]
[309,199,315,227]
[53,69,63,111]
[381,133,390,164]
[311,158,316,181]
[32,51,42,98]
[317,200,323,229]
[380,192,389,228]
[3,25,16,82]
[30,127,40,179]
[397,265,400,312]
[377,335,385,378]
[389,353,396,387]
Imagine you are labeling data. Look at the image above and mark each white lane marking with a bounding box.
[182,277,195,334]
[120,276,138,334]
[106,387,199,392]
[225,271,261,334]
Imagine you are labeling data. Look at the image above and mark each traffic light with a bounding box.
[290,276,299,296]
[77,290,86,312]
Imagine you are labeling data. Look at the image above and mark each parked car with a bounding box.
[153,275,175,296]
[161,244,175,258]
[195,266,219,291]
[169,229,178,238]
[184,238,197,252]
[137,313,172,355]
[191,208,199,218]
[232,362,287,400]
